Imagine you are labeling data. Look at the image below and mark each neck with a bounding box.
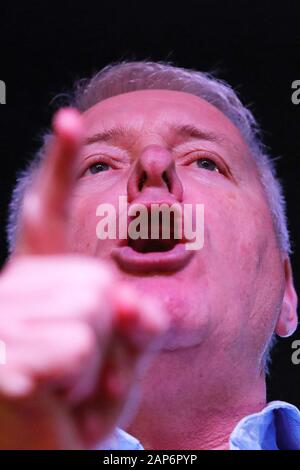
[127,345,266,450]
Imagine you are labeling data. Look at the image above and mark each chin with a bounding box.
[118,271,188,311]
[119,274,210,349]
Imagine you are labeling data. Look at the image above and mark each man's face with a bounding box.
[68,89,284,363]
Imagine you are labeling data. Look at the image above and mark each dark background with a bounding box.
[0,0,299,406]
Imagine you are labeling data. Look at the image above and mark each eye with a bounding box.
[88,161,111,174]
[196,158,219,172]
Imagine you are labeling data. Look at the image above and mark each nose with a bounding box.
[127,145,183,202]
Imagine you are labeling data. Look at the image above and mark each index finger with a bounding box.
[15,108,83,255]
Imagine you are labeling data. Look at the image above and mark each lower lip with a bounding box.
[112,243,194,274]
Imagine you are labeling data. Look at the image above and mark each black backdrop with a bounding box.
[0,0,299,407]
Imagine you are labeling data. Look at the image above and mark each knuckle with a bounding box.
[82,258,113,289]
[79,283,112,330]
[73,325,96,363]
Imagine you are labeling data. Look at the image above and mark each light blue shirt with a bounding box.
[98,401,300,450]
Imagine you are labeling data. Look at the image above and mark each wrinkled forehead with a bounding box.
[81,89,254,167]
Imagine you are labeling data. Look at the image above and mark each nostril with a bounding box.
[162,171,171,192]
[137,171,171,192]
[138,171,147,192]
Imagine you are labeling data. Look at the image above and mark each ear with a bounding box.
[275,257,298,337]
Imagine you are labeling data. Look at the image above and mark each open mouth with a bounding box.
[128,237,178,253]
[112,209,194,274]
[128,211,180,254]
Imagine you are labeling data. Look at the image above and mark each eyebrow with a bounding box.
[84,122,225,148]
[85,125,133,146]
[169,123,225,145]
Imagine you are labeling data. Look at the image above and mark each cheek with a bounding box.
[68,186,110,251]
[67,178,127,254]
[205,190,283,317]
[210,197,271,274]
[68,195,99,253]
[186,178,281,289]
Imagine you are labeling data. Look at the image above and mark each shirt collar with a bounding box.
[97,401,300,450]
[229,401,300,450]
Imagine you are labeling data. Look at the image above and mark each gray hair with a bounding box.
[6,60,291,257]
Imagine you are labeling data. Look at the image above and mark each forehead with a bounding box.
[82,89,248,149]
[82,90,257,177]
